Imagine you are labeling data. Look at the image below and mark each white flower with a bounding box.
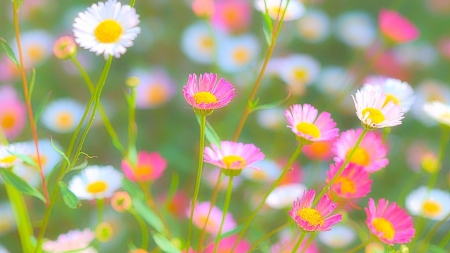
[12,30,53,69]
[256,108,286,130]
[353,88,404,129]
[318,224,356,248]
[242,159,280,182]
[423,101,450,127]
[255,0,305,21]
[43,229,96,253]
[73,0,141,58]
[217,34,260,73]
[265,183,306,209]
[411,79,450,126]
[393,42,438,69]
[180,22,214,64]
[0,202,15,236]
[335,11,376,48]
[277,54,321,87]
[406,186,450,221]
[68,165,123,200]
[41,98,85,133]
[363,78,416,113]
[315,66,355,95]
[296,9,330,43]
[0,143,26,168]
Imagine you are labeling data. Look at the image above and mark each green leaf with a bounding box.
[122,178,145,200]
[247,98,260,110]
[0,38,19,67]
[69,157,88,172]
[7,150,38,169]
[152,234,181,253]
[50,136,70,166]
[164,173,179,209]
[250,91,292,113]
[196,115,221,146]
[220,224,244,239]
[58,181,81,209]
[428,245,447,253]
[262,13,273,46]
[29,68,36,98]
[34,91,52,124]
[133,198,165,233]
[0,169,45,202]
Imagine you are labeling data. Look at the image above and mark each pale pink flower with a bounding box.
[365,198,415,245]
[121,151,167,182]
[0,85,26,140]
[53,36,77,60]
[132,68,176,109]
[204,235,250,253]
[271,235,320,253]
[186,201,236,235]
[160,191,189,219]
[437,37,450,60]
[42,229,96,253]
[191,0,215,18]
[0,56,20,82]
[326,161,372,199]
[379,9,419,44]
[212,0,252,33]
[110,191,132,212]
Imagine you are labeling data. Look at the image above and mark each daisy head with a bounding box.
[318,224,356,249]
[266,183,307,209]
[204,235,251,253]
[18,139,62,175]
[121,151,167,182]
[284,104,339,144]
[411,79,450,126]
[0,143,26,169]
[41,98,85,133]
[423,101,450,127]
[326,161,372,199]
[288,189,342,232]
[12,30,53,69]
[256,107,286,130]
[406,186,450,221]
[277,54,321,92]
[42,228,96,253]
[352,88,404,129]
[0,86,26,140]
[242,159,280,182]
[315,66,356,96]
[131,68,176,109]
[296,9,330,43]
[73,0,141,58]
[333,128,388,173]
[216,34,260,74]
[212,0,252,33]
[191,0,215,18]
[186,201,236,235]
[255,0,305,22]
[53,36,77,60]
[303,139,335,161]
[365,198,415,245]
[379,9,419,44]
[68,165,123,200]
[181,22,215,64]
[203,141,264,176]
[335,11,376,48]
[182,73,235,115]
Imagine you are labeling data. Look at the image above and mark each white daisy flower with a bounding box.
[352,88,404,129]
[15,139,62,176]
[256,107,286,130]
[217,33,260,73]
[12,30,53,69]
[41,98,85,134]
[423,101,450,127]
[255,0,305,21]
[411,79,450,126]
[242,159,280,182]
[335,11,376,48]
[265,183,306,209]
[363,78,416,113]
[0,143,26,168]
[406,186,450,221]
[73,0,141,58]
[180,22,215,64]
[315,66,355,95]
[68,165,123,200]
[296,9,330,43]
[43,228,96,253]
[318,224,356,248]
[393,42,438,69]
[0,202,15,236]
[277,54,321,87]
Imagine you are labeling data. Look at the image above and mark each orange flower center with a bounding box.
[309,141,329,156]
[422,200,442,217]
[372,217,395,240]
[347,147,370,166]
[135,164,153,177]
[232,47,250,64]
[193,91,218,105]
[94,20,123,43]
[86,181,108,194]
[222,155,245,168]
[297,208,324,227]
[147,84,168,105]
[28,44,46,62]
[1,113,16,129]
[223,6,239,24]
[335,176,356,194]
[56,111,74,130]
[362,108,385,124]
[296,122,320,138]
[27,155,48,169]
[200,36,214,52]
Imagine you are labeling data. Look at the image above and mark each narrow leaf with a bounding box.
[152,234,181,253]
[250,91,292,113]
[428,245,447,253]
[0,169,45,202]
[196,115,221,146]
[221,224,244,239]
[7,150,38,169]
[69,157,88,172]
[29,68,36,98]
[133,198,165,233]
[122,178,145,200]
[34,91,52,124]
[58,181,81,209]
[0,38,19,67]
[164,173,179,209]
[50,136,70,165]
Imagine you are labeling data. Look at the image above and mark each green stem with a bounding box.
[186,114,206,250]
[292,232,306,252]
[344,239,372,253]
[439,228,450,248]
[421,211,450,252]
[300,233,316,253]
[127,86,137,159]
[97,198,105,225]
[213,176,234,253]
[130,0,136,7]
[248,222,290,252]
[130,209,149,250]
[314,128,368,205]
[427,125,449,190]
[138,182,172,236]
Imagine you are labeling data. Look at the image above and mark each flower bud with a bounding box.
[95,222,113,242]
[53,36,76,60]
[111,191,132,212]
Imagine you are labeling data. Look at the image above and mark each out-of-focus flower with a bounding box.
[326,162,372,199]
[296,9,330,43]
[423,101,450,127]
[186,201,236,234]
[255,0,305,21]
[315,66,356,96]
[271,234,320,253]
[266,183,307,209]
[276,54,321,92]
[42,228,96,253]
[318,224,356,249]
[365,242,384,253]
[367,48,411,81]
[333,128,388,173]
[203,168,242,190]
[379,9,419,44]
[129,249,149,253]
[204,235,250,253]
[284,104,339,143]
[303,139,335,161]
[73,0,141,58]
[41,98,85,134]
[181,22,215,64]
[216,34,260,73]
[0,85,26,140]
[0,56,20,82]
[212,0,252,33]
[242,159,280,182]
[69,165,123,200]
[20,139,62,175]
[393,42,437,69]
[335,11,376,48]
[406,186,450,221]
[406,141,437,172]
[191,0,215,18]
[53,36,77,60]
[256,108,286,130]
[425,0,450,15]
[411,79,450,126]
[0,202,15,236]
[289,189,342,232]
[121,151,167,182]
[278,159,302,185]
[365,198,415,245]
[162,191,189,218]
[111,191,132,212]
[11,30,53,69]
[437,37,450,60]
[353,88,404,129]
[95,222,114,242]
[0,143,26,168]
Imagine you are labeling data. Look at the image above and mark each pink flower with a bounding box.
[326,161,372,199]
[133,68,176,109]
[53,36,77,60]
[121,151,167,182]
[365,198,415,245]
[42,228,96,253]
[285,104,339,143]
[0,85,26,140]
[379,9,419,44]
[160,191,189,219]
[110,191,132,212]
[303,139,335,161]
[271,235,320,253]
[191,0,215,18]
[212,0,252,33]
[289,189,342,232]
[182,73,235,112]
[204,235,250,253]
[0,56,20,82]
[186,201,236,235]
[333,128,388,173]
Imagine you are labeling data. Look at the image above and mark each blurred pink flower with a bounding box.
[186,201,236,235]
[110,191,132,212]
[43,228,96,253]
[0,56,20,82]
[133,68,176,109]
[438,37,450,60]
[53,36,77,60]
[121,151,167,182]
[160,191,189,219]
[278,159,302,185]
[0,85,26,140]
[192,0,215,18]
[379,9,419,44]
[212,0,252,33]
[326,161,372,199]
[303,139,335,161]
[204,235,250,253]
[271,235,320,253]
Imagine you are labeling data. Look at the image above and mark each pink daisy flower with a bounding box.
[186,201,236,235]
[271,235,320,253]
[288,189,342,232]
[303,139,335,161]
[204,235,251,253]
[42,228,96,253]
[326,161,372,199]
[203,141,265,176]
[379,9,419,44]
[365,198,415,245]
[121,151,167,182]
[182,73,235,114]
[212,0,252,33]
[0,85,26,140]
[284,104,339,143]
[333,128,388,173]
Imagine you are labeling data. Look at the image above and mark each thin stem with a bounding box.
[130,0,136,7]
[127,85,137,158]
[213,176,234,253]
[439,228,450,248]
[138,182,172,236]
[314,128,368,205]
[186,115,206,250]
[130,209,149,250]
[421,211,450,251]
[13,0,48,205]
[248,222,290,252]
[427,125,449,190]
[292,232,306,252]
[344,239,372,253]
[396,172,421,206]
[300,233,316,253]
[97,198,105,226]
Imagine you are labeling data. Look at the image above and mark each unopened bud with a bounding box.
[111,191,132,212]
[126,77,140,88]
[399,245,409,253]
[53,36,77,60]
[421,152,438,173]
[95,222,113,242]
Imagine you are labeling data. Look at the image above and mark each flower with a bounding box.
[68,165,123,200]
[111,191,132,212]
[203,141,264,176]
[0,202,15,236]
[182,73,235,115]
[303,139,335,161]
[41,98,85,133]
[405,186,450,221]
[19,139,62,175]
[271,234,320,253]
[393,42,437,69]
[276,54,321,91]
[289,189,342,232]
[0,143,26,168]
[180,22,215,64]
[284,104,339,143]
[242,159,281,182]
[295,9,330,43]
[73,0,141,58]
[121,151,167,182]
[335,11,376,48]
[216,34,260,73]
[212,0,252,33]
[0,85,26,140]
[266,183,307,209]
[191,0,215,18]
[11,30,53,68]
[315,66,356,96]
[423,101,450,126]
[186,201,236,234]
[255,0,305,21]
[411,79,450,126]
[42,228,96,253]
[318,224,356,249]
[53,36,77,60]
[352,88,404,129]
[333,128,388,173]
[256,108,286,130]
[326,162,372,199]
[95,222,114,242]
[204,235,251,253]
[379,9,419,44]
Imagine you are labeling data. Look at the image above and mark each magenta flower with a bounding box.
[379,9,419,44]
[121,151,167,182]
[212,0,252,33]
[42,228,95,253]
[0,85,26,140]
[289,189,342,232]
[186,201,236,235]
[204,235,251,253]
[326,161,372,199]
[365,198,415,245]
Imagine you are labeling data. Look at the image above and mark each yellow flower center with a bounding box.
[335,176,356,194]
[0,155,17,165]
[421,153,438,173]
[56,112,74,130]
[27,44,45,62]
[222,155,245,168]
[86,181,108,194]
[347,147,370,166]
[193,91,218,105]
[422,200,442,217]
[232,47,250,64]
[372,217,395,240]
[268,6,283,19]
[296,122,321,138]
[383,94,400,107]
[251,170,267,180]
[94,20,123,43]
[199,214,218,228]
[297,208,324,227]
[135,165,152,177]
[147,84,168,105]
[362,108,385,124]
[200,36,214,52]
[292,67,309,83]
[1,113,16,130]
